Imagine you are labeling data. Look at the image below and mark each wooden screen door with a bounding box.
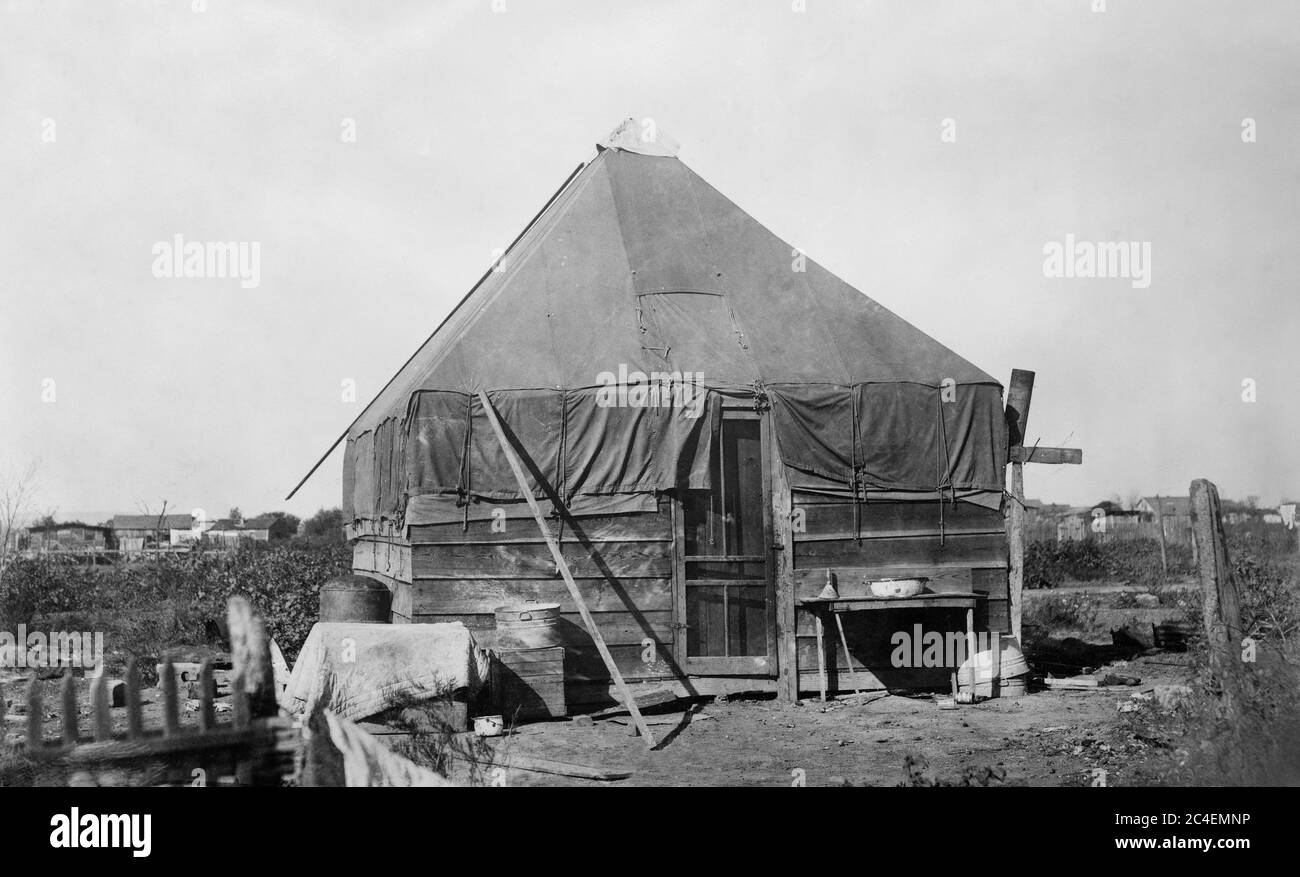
[673,411,777,675]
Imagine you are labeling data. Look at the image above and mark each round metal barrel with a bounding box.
[999,675,1029,697]
[319,575,392,623]
[494,602,561,649]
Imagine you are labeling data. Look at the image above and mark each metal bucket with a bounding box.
[494,602,561,649]
[999,675,1029,697]
[319,575,392,623]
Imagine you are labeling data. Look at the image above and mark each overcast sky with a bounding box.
[2,0,1297,523]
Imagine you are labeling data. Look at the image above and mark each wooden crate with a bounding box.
[490,647,567,721]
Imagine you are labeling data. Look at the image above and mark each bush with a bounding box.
[1021,591,1101,634]
[0,543,350,669]
[1232,549,1299,645]
[1024,537,1194,589]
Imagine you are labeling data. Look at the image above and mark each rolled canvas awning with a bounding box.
[336,124,1008,535]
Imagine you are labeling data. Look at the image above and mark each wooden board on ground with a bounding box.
[494,752,634,781]
[589,687,680,719]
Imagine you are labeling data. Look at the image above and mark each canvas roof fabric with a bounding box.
[340,123,1007,534]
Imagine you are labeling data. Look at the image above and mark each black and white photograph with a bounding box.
[0,0,1295,856]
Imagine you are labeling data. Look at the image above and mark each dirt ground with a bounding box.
[4,647,1197,788]
[3,581,1208,787]
[490,649,1199,788]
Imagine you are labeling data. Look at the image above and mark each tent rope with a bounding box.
[460,394,474,532]
[850,387,861,544]
[556,390,568,543]
[936,389,958,546]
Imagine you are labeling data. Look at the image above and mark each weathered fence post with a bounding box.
[27,677,43,748]
[92,675,112,741]
[1189,479,1244,708]
[227,595,278,721]
[60,671,78,746]
[1154,494,1169,575]
[124,658,143,738]
[227,596,285,785]
[161,658,180,736]
[198,659,216,732]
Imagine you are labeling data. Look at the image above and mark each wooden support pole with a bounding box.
[965,607,977,691]
[834,614,859,693]
[476,390,655,748]
[1009,446,1082,465]
[771,445,799,702]
[814,614,828,703]
[1005,369,1036,449]
[1008,464,1025,644]
[1190,479,1244,693]
[1005,370,1035,645]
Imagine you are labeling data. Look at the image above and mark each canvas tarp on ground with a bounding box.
[338,138,1007,535]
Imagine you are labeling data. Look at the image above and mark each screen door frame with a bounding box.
[671,408,777,676]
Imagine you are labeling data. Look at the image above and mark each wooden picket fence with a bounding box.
[7,597,298,787]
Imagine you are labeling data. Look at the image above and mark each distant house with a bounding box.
[169,516,216,546]
[1024,498,1072,520]
[111,514,195,551]
[1135,496,1191,520]
[1056,512,1090,542]
[203,515,273,548]
[1054,504,1139,541]
[1134,495,1193,538]
[23,522,112,552]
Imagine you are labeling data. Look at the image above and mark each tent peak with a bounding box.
[599,116,679,157]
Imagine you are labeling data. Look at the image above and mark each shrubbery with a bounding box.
[1024,537,1194,589]
[0,542,350,668]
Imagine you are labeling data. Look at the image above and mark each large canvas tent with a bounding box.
[319,120,1011,704]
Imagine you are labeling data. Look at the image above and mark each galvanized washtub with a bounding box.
[493,602,562,649]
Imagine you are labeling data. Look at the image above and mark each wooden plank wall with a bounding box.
[792,497,1009,692]
[395,498,679,707]
[352,536,414,620]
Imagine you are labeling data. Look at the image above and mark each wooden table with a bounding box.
[796,592,986,702]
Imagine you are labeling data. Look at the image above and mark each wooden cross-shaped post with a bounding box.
[1005,369,1082,642]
